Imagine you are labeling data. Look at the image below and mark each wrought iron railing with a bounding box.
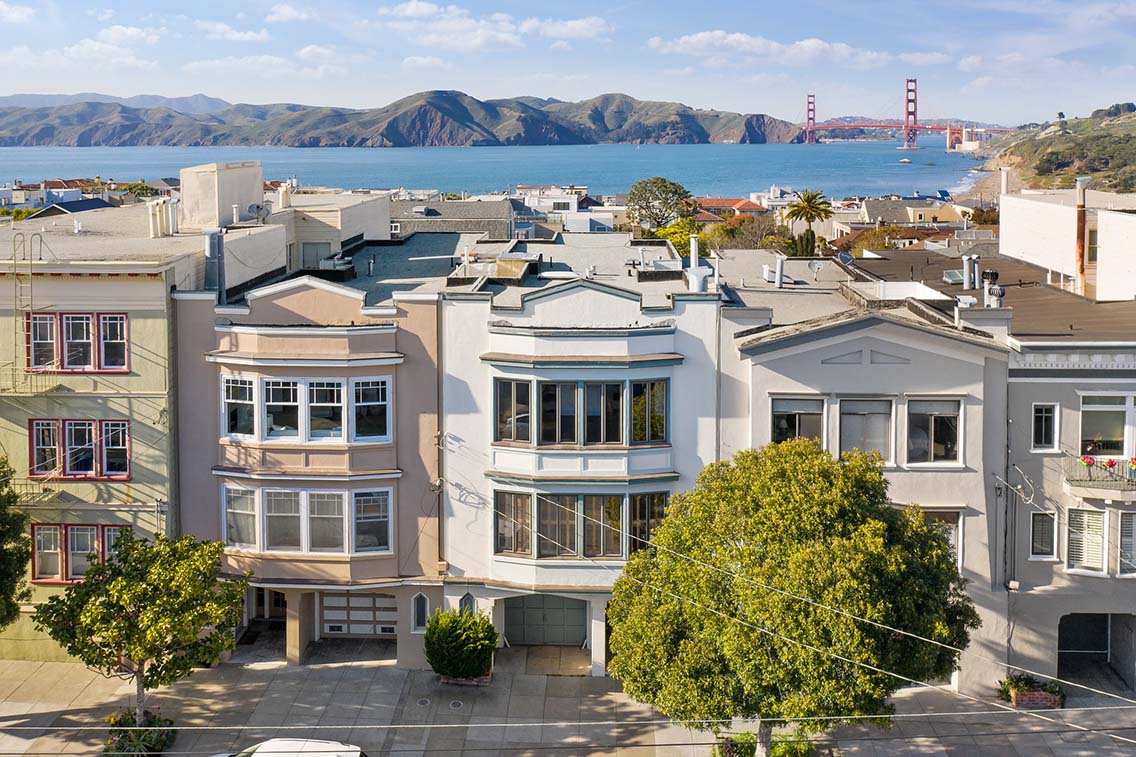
[1062,452,1136,491]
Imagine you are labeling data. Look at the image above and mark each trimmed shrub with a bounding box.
[424,608,498,679]
[104,708,176,754]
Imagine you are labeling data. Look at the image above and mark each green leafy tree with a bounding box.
[654,217,708,257]
[783,190,834,232]
[115,182,159,197]
[424,608,499,678]
[842,225,921,257]
[34,533,248,724]
[607,440,978,757]
[703,215,789,250]
[0,458,30,629]
[627,176,692,230]
[0,207,39,221]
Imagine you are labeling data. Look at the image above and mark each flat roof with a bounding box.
[1009,189,1136,210]
[283,192,389,211]
[851,248,1136,342]
[341,233,473,305]
[714,249,855,324]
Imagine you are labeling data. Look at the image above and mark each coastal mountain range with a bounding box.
[0,90,805,147]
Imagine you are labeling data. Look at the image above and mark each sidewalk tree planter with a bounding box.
[607,440,980,757]
[104,708,176,755]
[997,673,1066,709]
[424,607,498,685]
[33,532,248,733]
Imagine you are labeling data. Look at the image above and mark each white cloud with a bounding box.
[0,1,34,23]
[194,19,270,41]
[59,39,157,70]
[550,40,572,51]
[647,30,949,70]
[97,25,163,45]
[296,44,336,63]
[376,3,612,52]
[183,54,345,79]
[401,55,450,70]
[958,54,983,72]
[266,3,317,23]
[86,7,114,22]
[518,16,613,41]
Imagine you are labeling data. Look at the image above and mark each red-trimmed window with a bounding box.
[28,420,130,480]
[62,315,94,369]
[33,525,61,580]
[67,526,97,579]
[27,313,129,372]
[32,524,128,582]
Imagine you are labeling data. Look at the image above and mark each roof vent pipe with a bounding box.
[689,234,699,273]
[203,229,227,305]
[971,256,980,290]
[232,204,240,225]
[168,198,179,235]
[1075,176,1090,295]
[775,255,786,289]
[962,254,973,290]
[988,284,1006,308]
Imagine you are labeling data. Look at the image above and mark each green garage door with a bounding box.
[504,594,587,645]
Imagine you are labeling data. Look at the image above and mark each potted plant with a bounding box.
[424,608,498,686]
[997,673,1065,709]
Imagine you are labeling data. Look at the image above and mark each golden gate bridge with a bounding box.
[804,78,1020,148]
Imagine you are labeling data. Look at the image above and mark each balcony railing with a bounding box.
[1063,454,1136,491]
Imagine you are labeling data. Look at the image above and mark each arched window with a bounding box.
[412,592,429,632]
[459,593,476,615]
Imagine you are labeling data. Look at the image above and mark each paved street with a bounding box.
[3,650,1136,755]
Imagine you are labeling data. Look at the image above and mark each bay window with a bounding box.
[584,495,623,557]
[630,492,668,554]
[308,381,344,439]
[353,379,390,441]
[631,380,667,444]
[538,494,578,557]
[1068,509,1105,572]
[495,379,531,442]
[1081,396,1127,456]
[224,377,255,436]
[540,382,577,444]
[907,400,960,464]
[224,487,257,548]
[584,382,622,445]
[62,314,93,369]
[308,492,346,552]
[840,400,892,459]
[264,381,300,438]
[264,491,302,551]
[354,490,392,552]
[495,491,532,555]
[772,398,824,443]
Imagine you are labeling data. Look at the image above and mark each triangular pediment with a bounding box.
[869,349,911,365]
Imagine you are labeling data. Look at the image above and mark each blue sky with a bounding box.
[2,0,1133,123]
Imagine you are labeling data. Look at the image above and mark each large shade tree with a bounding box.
[0,458,30,629]
[35,533,248,724]
[627,176,692,230]
[784,190,834,231]
[607,439,979,757]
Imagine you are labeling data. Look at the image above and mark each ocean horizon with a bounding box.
[0,136,984,199]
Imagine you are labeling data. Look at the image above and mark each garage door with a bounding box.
[320,592,397,637]
[504,594,587,646]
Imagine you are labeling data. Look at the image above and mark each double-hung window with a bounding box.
[584,495,623,557]
[494,491,532,555]
[1032,404,1058,452]
[540,382,577,444]
[1030,512,1056,559]
[584,382,622,445]
[495,379,531,442]
[103,526,126,557]
[630,493,667,554]
[537,494,578,557]
[1121,513,1136,575]
[264,491,302,551]
[64,421,96,476]
[631,380,667,444]
[354,490,392,552]
[907,400,960,464]
[840,400,892,459]
[308,492,346,552]
[224,377,255,436]
[34,525,61,579]
[1081,396,1126,456]
[62,315,93,369]
[353,379,390,441]
[308,381,344,440]
[67,526,97,579]
[772,398,824,443]
[101,421,129,476]
[30,314,56,368]
[31,420,59,475]
[264,381,300,438]
[1067,509,1105,572]
[224,487,257,548]
[99,315,127,369]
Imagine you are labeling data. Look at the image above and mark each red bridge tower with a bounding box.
[903,78,918,149]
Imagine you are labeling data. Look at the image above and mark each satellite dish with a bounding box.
[247,203,269,223]
[837,252,856,266]
[808,260,824,280]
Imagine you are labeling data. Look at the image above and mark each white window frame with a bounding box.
[100,420,130,477]
[31,420,59,475]
[1029,511,1058,561]
[412,592,429,633]
[262,379,301,440]
[64,420,96,476]
[262,489,303,553]
[103,525,126,558]
[351,377,393,443]
[1030,403,1060,453]
[306,490,348,554]
[62,314,94,369]
[222,376,256,439]
[904,398,964,467]
[770,395,827,447]
[837,398,896,465]
[98,314,128,369]
[29,314,57,369]
[66,525,98,580]
[223,485,259,550]
[352,489,394,553]
[1066,507,1107,575]
[1078,393,1131,459]
[33,525,62,580]
[1121,511,1136,577]
[308,381,346,441]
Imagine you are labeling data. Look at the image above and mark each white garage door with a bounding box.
[320,592,398,637]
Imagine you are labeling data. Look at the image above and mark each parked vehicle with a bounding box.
[212,739,369,757]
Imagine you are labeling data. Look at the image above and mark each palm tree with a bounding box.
[784,190,834,232]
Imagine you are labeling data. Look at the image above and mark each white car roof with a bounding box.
[250,739,361,756]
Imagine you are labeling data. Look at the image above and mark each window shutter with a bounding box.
[1122,513,1136,574]
[1068,510,1104,571]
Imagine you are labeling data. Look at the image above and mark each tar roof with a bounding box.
[391,199,515,220]
[340,232,476,305]
[851,248,1136,342]
[714,249,854,324]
